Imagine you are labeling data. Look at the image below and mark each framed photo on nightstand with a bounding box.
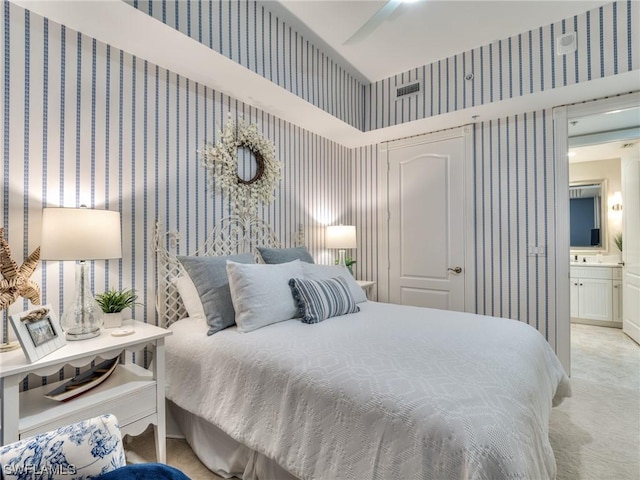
[9,304,66,362]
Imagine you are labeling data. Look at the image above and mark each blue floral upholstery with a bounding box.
[0,414,126,480]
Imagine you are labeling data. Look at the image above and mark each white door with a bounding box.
[622,156,640,344]
[388,135,465,311]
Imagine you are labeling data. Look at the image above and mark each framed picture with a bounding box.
[9,304,66,363]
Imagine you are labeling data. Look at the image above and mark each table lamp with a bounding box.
[40,206,122,340]
[326,225,357,266]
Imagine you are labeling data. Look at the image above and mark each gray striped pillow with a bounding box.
[288,276,360,324]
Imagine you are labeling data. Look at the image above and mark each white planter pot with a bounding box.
[103,312,123,329]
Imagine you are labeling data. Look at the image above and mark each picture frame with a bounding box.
[9,304,66,363]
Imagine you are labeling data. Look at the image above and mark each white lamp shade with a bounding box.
[326,225,357,249]
[40,207,122,261]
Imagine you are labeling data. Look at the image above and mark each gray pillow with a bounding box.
[257,246,315,264]
[178,254,254,335]
[301,263,368,304]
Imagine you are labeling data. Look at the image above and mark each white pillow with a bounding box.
[174,275,205,323]
[226,259,304,333]
[301,263,368,303]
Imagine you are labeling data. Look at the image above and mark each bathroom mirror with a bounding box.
[569,180,606,250]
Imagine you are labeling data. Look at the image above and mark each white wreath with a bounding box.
[200,117,281,217]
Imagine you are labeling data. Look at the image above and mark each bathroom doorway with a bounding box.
[554,92,640,374]
[568,108,639,339]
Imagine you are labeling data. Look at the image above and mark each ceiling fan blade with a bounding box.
[343,0,403,46]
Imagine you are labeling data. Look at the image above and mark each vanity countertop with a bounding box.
[570,262,622,268]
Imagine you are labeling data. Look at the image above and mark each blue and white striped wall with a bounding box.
[363,1,638,131]
[350,111,558,345]
[129,0,364,130]
[129,1,638,134]
[473,112,556,343]
[0,1,352,365]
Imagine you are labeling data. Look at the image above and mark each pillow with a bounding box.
[178,253,254,335]
[289,276,360,324]
[301,263,368,303]
[173,275,205,323]
[257,246,315,264]
[226,259,303,333]
[0,414,125,480]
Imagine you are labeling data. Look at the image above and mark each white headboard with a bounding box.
[154,215,281,327]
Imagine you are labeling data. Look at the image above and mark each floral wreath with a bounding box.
[200,116,281,217]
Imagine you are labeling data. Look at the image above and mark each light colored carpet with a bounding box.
[549,324,640,480]
[126,323,640,479]
[124,430,223,479]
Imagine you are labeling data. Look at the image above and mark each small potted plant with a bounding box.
[95,287,140,328]
[613,232,622,252]
[335,257,357,275]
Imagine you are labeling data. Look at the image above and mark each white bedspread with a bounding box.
[165,302,571,480]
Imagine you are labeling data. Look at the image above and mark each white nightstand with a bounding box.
[0,320,171,463]
[356,280,376,300]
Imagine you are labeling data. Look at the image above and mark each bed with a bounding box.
[155,217,571,480]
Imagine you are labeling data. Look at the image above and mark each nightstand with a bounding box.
[356,280,376,300]
[0,320,171,463]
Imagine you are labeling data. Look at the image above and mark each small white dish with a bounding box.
[110,328,135,337]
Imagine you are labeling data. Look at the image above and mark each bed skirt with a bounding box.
[168,401,299,480]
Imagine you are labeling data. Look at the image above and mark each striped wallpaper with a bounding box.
[127,1,637,135]
[350,110,558,348]
[473,112,556,345]
[128,0,364,130]
[0,2,352,388]
[364,0,638,131]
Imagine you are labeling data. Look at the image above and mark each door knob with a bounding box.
[448,266,463,274]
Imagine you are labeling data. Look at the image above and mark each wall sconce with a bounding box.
[611,191,623,211]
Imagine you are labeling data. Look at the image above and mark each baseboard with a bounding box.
[571,318,622,329]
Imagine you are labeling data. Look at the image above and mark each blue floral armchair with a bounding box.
[0,414,126,479]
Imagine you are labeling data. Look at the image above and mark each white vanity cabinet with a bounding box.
[570,264,623,325]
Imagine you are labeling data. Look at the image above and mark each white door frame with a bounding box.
[378,126,476,313]
[553,91,640,375]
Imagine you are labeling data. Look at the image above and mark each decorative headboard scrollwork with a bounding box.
[154,215,281,327]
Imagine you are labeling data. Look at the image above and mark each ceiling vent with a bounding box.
[395,82,420,101]
[621,143,636,149]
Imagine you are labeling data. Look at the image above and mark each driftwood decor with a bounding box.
[0,227,41,310]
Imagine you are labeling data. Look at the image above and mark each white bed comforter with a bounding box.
[165,302,571,480]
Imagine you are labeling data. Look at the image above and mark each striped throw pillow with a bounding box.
[288,276,360,324]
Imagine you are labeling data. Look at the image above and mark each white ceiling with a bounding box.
[568,106,640,164]
[569,139,639,163]
[274,0,608,82]
[568,107,640,137]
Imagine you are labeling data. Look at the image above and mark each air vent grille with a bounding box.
[621,143,636,149]
[396,82,420,100]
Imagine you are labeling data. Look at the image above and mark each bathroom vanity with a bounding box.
[570,263,623,327]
